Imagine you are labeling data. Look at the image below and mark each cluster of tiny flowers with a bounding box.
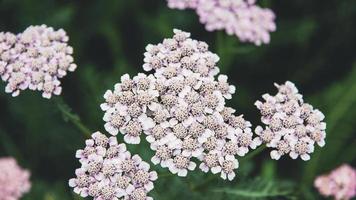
[101,29,259,180]
[166,0,276,45]
[69,132,157,200]
[314,164,356,200]
[0,157,31,200]
[0,25,76,98]
[254,81,326,161]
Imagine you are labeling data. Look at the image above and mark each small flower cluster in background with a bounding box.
[101,29,259,180]
[0,25,76,98]
[0,157,31,200]
[69,132,157,200]
[166,0,276,45]
[254,81,326,161]
[314,164,356,200]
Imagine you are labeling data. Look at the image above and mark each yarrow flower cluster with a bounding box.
[0,25,76,98]
[101,29,259,180]
[254,81,326,161]
[0,157,31,200]
[314,164,356,200]
[166,0,276,45]
[69,132,157,200]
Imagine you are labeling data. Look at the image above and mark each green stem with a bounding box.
[240,145,267,162]
[55,97,92,138]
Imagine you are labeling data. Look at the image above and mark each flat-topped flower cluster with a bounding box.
[254,81,326,161]
[315,164,356,200]
[0,25,76,98]
[101,29,259,180]
[69,132,157,200]
[0,157,31,200]
[166,0,276,45]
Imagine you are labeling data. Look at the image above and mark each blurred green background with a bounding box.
[0,0,355,199]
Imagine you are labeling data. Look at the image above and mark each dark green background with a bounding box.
[0,0,355,199]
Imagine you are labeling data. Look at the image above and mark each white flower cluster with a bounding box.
[167,0,276,45]
[101,29,259,180]
[254,81,326,161]
[0,25,76,98]
[69,132,157,200]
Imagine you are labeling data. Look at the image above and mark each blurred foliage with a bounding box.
[0,0,356,199]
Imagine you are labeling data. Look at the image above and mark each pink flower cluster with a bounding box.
[315,164,356,200]
[0,25,76,98]
[254,81,326,161]
[101,29,260,180]
[69,132,157,200]
[166,0,276,45]
[0,157,31,200]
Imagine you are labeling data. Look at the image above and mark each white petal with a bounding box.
[177,169,188,177]
[211,166,222,174]
[289,151,298,159]
[301,154,310,161]
[270,150,281,160]
[228,172,236,181]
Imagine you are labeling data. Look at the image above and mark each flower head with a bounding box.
[0,25,76,98]
[69,132,157,200]
[314,164,356,200]
[101,73,158,143]
[101,29,259,181]
[254,81,326,161]
[0,157,31,200]
[166,0,276,45]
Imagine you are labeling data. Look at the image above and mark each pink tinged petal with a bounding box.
[100,103,110,111]
[169,165,178,174]
[270,150,281,160]
[132,155,142,163]
[80,190,88,197]
[211,166,222,174]
[178,169,188,177]
[145,181,154,191]
[182,150,191,157]
[109,137,118,146]
[140,162,150,171]
[97,147,106,156]
[199,163,209,173]
[161,160,169,168]
[68,179,77,187]
[73,187,81,194]
[318,140,325,147]
[301,154,310,161]
[95,173,105,181]
[85,139,95,146]
[220,172,227,180]
[75,150,83,158]
[42,92,51,99]
[253,137,262,146]
[228,172,236,181]
[146,135,156,143]
[289,152,298,159]
[149,171,158,180]
[188,162,197,170]
[54,86,62,95]
[237,147,248,156]
[126,184,135,194]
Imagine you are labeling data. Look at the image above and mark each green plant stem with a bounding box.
[240,145,267,162]
[55,97,92,138]
[191,145,267,192]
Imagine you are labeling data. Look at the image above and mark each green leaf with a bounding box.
[302,65,356,186]
[213,177,296,200]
